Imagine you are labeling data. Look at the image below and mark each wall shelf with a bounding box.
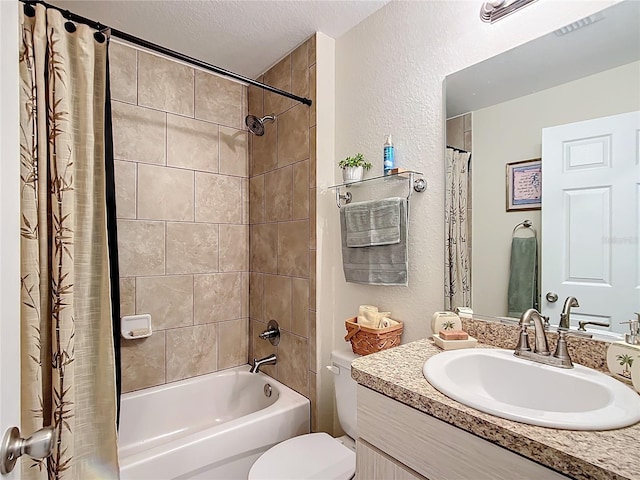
[328,170,426,208]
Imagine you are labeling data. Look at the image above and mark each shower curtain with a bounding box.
[445,147,472,311]
[19,4,119,479]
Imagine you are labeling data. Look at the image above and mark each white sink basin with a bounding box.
[423,348,640,430]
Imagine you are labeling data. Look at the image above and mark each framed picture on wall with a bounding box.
[506,158,542,211]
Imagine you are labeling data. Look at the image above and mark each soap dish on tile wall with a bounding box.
[121,314,152,339]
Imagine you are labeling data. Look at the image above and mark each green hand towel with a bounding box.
[507,236,538,318]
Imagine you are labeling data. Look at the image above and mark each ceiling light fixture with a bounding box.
[480,0,538,23]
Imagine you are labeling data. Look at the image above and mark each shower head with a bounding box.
[245,114,275,136]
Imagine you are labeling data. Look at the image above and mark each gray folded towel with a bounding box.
[344,198,402,247]
[340,198,408,286]
[507,236,538,317]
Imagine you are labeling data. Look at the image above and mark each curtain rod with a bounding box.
[20,0,313,107]
[446,145,469,154]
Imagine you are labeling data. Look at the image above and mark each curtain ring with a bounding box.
[23,2,36,17]
[94,24,109,43]
[64,11,77,33]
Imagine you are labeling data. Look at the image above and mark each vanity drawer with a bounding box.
[357,386,569,480]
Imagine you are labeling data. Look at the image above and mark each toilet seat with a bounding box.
[248,432,356,480]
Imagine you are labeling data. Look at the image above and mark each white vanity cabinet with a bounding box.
[356,386,570,480]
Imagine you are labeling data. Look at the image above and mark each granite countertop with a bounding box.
[351,339,640,480]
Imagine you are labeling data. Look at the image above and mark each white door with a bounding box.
[1,0,22,478]
[541,111,640,333]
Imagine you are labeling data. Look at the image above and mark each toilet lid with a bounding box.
[248,432,356,480]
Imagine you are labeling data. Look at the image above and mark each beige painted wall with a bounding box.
[472,61,640,318]
[110,43,250,393]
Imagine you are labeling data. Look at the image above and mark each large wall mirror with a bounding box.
[444,0,640,335]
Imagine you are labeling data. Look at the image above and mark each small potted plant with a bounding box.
[339,153,372,184]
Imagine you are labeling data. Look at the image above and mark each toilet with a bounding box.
[248,350,359,480]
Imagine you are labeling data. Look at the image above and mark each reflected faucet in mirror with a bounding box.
[559,296,579,330]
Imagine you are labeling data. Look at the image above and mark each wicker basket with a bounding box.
[344,317,403,356]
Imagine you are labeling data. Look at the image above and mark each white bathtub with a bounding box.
[118,365,310,479]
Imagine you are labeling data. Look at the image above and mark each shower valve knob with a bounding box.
[258,320,280,346]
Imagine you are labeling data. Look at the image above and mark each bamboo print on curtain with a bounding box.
[444,148,472,311]
[19,4,119,479]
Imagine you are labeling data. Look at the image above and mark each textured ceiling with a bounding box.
[49,0,388,79]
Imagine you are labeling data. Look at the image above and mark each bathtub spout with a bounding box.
[250,354,277,374]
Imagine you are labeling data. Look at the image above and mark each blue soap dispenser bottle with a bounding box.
[383,134,394,175]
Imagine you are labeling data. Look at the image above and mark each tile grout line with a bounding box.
[192,68,196,120]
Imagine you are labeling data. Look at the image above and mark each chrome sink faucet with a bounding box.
[559,296,579,329]
[514,308,573,369]
[250,354,277,374]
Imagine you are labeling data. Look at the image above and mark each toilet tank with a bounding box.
[330,350,359,440]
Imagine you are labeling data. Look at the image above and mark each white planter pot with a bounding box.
[342,166,364,184]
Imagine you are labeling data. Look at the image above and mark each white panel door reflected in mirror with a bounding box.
[541,111,640,334]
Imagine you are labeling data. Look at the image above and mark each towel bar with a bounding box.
[329,170,426,208]
[512,219,537,238]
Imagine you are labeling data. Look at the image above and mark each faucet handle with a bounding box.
[577,320,610,331]
[542,315,550,330]
[552,330,573,368]
[514,323,531,353]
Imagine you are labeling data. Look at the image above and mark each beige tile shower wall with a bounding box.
[110,42,249,393]
[445,113,472,152]
[248,35,317,429]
